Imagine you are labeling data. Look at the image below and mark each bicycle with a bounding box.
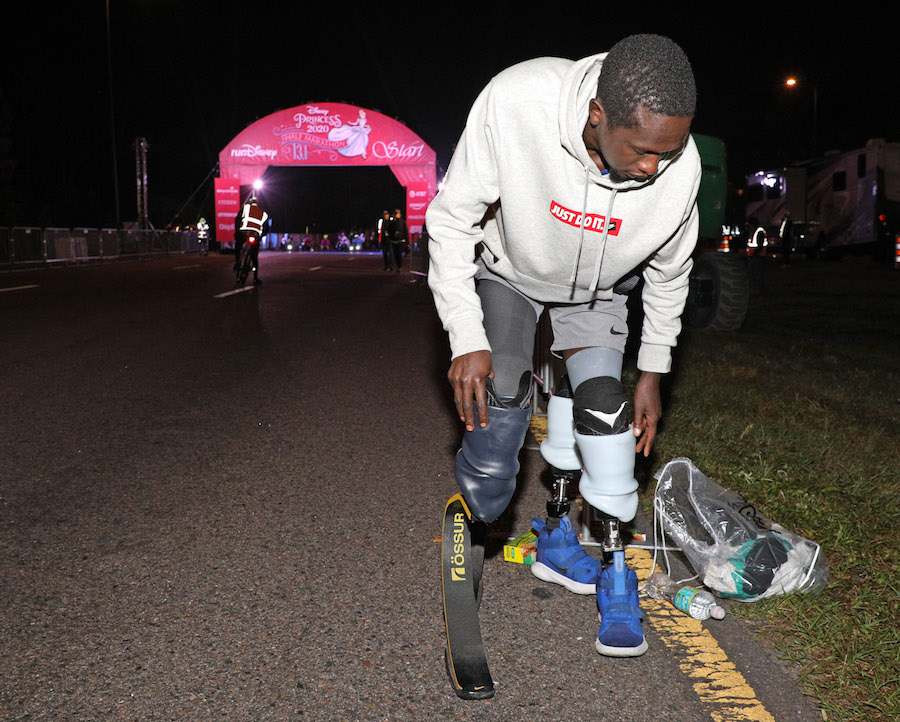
[235,232,259,287]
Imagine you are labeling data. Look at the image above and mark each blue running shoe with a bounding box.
[530,515,602,595]
[595,553,648,657]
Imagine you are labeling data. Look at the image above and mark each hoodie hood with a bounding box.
[559,53,681,191]
[560,53,607,181]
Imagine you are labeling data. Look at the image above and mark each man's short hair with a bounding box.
[597,34,696,128]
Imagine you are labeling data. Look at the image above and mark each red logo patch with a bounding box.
[550,200,622,236]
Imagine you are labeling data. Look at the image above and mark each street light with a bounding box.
[105,0,121,229]
[785,76,818,157]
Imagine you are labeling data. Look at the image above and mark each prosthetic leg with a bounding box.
[441,493,493,699]
[572,350,646,656]
[535,348,647,656]
[452,374,533,524]
[442,373,532,699]
[530,376,604,594]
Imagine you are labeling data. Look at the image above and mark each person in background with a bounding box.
[378,210,394,270]
[196,217,209,255]
[390,208,409,272]
[234,196,269,285]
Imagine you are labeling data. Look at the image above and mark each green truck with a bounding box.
[684,133,750,332]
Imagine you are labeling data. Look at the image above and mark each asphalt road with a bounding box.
[0,252,823,720]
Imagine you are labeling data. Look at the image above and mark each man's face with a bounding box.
[583,100,692,183]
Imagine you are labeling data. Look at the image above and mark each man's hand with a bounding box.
[633,371,662,456]
[447,350,494,431]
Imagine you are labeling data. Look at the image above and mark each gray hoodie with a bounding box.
[425,53,701,374]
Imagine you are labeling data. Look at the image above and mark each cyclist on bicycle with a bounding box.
[234,196,269,285]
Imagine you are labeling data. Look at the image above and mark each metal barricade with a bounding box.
[0,225,212,266]
[0,227,11,264]
[12,227,45,262]
[44,227,71,261]
[43,228,92,261]
[408,233,429,277]
[185,230,200,253]
[100,229,121,258]
[121,228,155,255]
[75,227,103,258]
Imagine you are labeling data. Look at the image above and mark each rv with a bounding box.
[744,138,899,260]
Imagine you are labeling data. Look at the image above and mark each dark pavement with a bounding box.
[0,252,822,720]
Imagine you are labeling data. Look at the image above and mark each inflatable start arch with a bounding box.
[215,102,437,240]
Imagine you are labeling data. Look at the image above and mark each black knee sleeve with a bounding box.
[573,377,631,436]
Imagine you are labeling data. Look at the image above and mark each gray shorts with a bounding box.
[475,262,630,356]
[475,263,629,397]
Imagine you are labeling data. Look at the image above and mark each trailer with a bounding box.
[744,138,900,260]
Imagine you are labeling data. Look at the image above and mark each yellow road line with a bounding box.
[530,413,775,721]
[529,414,548,443]
[628,550,775,722]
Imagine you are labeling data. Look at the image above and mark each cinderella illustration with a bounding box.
[328,109,371,159]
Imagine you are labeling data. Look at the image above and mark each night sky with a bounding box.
[4,2,896,232]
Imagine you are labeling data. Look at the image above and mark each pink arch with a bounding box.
[216,102,436,236]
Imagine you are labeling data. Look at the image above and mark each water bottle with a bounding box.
[646,572,726,620]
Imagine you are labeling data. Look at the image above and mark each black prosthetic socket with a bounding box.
[486,370,534,410]
[454,372,533,524]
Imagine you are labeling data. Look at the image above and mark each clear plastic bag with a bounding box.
[653,458,829,601]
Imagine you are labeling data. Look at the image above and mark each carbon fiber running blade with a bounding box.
[441,494,494,700]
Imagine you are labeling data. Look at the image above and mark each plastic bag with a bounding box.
[653,458,828,601]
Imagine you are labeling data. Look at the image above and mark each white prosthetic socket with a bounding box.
[539,382,580,472]
[573,429,639,522]
[566,348,639,523]
[539,378,580,523]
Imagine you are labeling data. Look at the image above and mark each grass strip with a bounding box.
[633,255,899,722]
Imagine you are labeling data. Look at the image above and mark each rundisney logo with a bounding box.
[230,144,279,160]
[372,140,425,161]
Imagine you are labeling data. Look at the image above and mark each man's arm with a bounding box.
[636,137,702,369]
[633,371,661,456]
[633,161,702,453]
[426,82,504,424]
[637,201,699,374]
